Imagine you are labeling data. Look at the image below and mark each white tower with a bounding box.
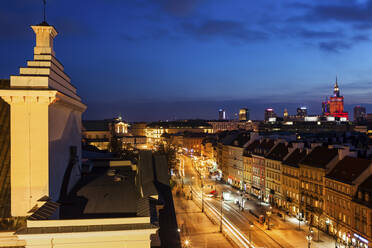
[0,22,86,216]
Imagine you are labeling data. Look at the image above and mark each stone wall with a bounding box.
[0,79,10,218]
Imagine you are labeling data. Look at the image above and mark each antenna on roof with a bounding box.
[43,0,46,23]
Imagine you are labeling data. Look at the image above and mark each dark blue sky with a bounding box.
[1,0,372,121]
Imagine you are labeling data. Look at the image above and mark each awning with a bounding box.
[252,186,261,191]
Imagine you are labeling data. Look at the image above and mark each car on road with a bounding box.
[205,190,218,198]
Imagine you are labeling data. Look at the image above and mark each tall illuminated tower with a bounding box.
[322,78,348,119]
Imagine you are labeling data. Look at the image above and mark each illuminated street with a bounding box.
[175,154,343,248]
[173,188,233,248]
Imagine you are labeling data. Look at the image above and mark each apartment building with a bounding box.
[251,139,276,200]
[325,156,372,246]
[282,148,307,216]
[265,142,289,207]
[299,146,339,230]
[243,140,260,193]
[352,175,372,248]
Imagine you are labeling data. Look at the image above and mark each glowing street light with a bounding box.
[184,239,191,248]
[249,223,254,242]
[220,194,224,233]
[306,232,313,248]
[266,206,272,230]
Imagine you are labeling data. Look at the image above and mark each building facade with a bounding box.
[325,157,372,247]
[265,142,289,207]
[282,148,307,216]
[299,146,339,231]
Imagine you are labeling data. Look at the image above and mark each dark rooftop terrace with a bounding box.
[59,166,142,219]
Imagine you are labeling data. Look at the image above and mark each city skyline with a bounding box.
[1,0,372,121]
[2,2,372,248]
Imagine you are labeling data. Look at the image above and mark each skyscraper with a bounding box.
[239,108,250,121]
[354,106,366,123]
[265,108,276,121]
[321,78,348,119]
[283,108,289,119]
[218,109,226,120]
[297,107,308,117]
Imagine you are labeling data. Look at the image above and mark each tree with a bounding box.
[109,137,123,154]
[154,143,177,172]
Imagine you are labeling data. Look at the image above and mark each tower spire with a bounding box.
[43,0,46,23]
[334,76,340,97]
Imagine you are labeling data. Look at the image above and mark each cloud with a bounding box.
[120,28,171,41]
[299,28,343,39]
[182,19,268,42]
[353,23,372,30]
[352,34,370,41]
[54,18,96,38]
[318,40,351,53]
[153,0,204,17]
[290,1,372,24]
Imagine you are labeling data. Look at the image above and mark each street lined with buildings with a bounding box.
[177,154,340,248]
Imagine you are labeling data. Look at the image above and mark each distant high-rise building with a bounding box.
[321,78,348,119]
[297,107,308,117]
[354,106,366,123]
[218,109,226,120]
[239,108,250,121]
[265,108,276,121]
[283,108,289,119]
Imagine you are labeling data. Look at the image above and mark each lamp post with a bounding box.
[306,232,313,248]
[266,206,272,230]
[200,175,204,213]
[219,197,223,233]
[249,223,254,243]
[297,212,302,230]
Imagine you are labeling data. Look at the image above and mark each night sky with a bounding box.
[1,0,372,121]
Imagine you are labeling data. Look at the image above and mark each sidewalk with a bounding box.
[172,188,233,248]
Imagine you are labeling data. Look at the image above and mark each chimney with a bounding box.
[338,147,351,161]
[292,142,304,149]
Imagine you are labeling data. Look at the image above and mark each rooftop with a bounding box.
[60,166,142,219]
[82,120,110,131]
[300,146,338,169]
[146,120,212,129]
[358,175,372,194]
[266,143,289,161]
[354,175,372,208]
[252,139,275,156]
[17,223,157,235]
[283,148,307,168]
[326,156,371,184]
[243,139,260,156]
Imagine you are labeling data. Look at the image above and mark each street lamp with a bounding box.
[306,232,313,248]
[200,175,204,213]
[220,194,224,233]
[249,223,254,243]
[297,212,302,230]
[266,206,272,230]
[184,239,190,248]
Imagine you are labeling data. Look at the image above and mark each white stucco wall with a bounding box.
[49,102,83,201]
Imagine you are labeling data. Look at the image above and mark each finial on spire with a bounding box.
[43,0,46,23]
[334,76,340,97]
